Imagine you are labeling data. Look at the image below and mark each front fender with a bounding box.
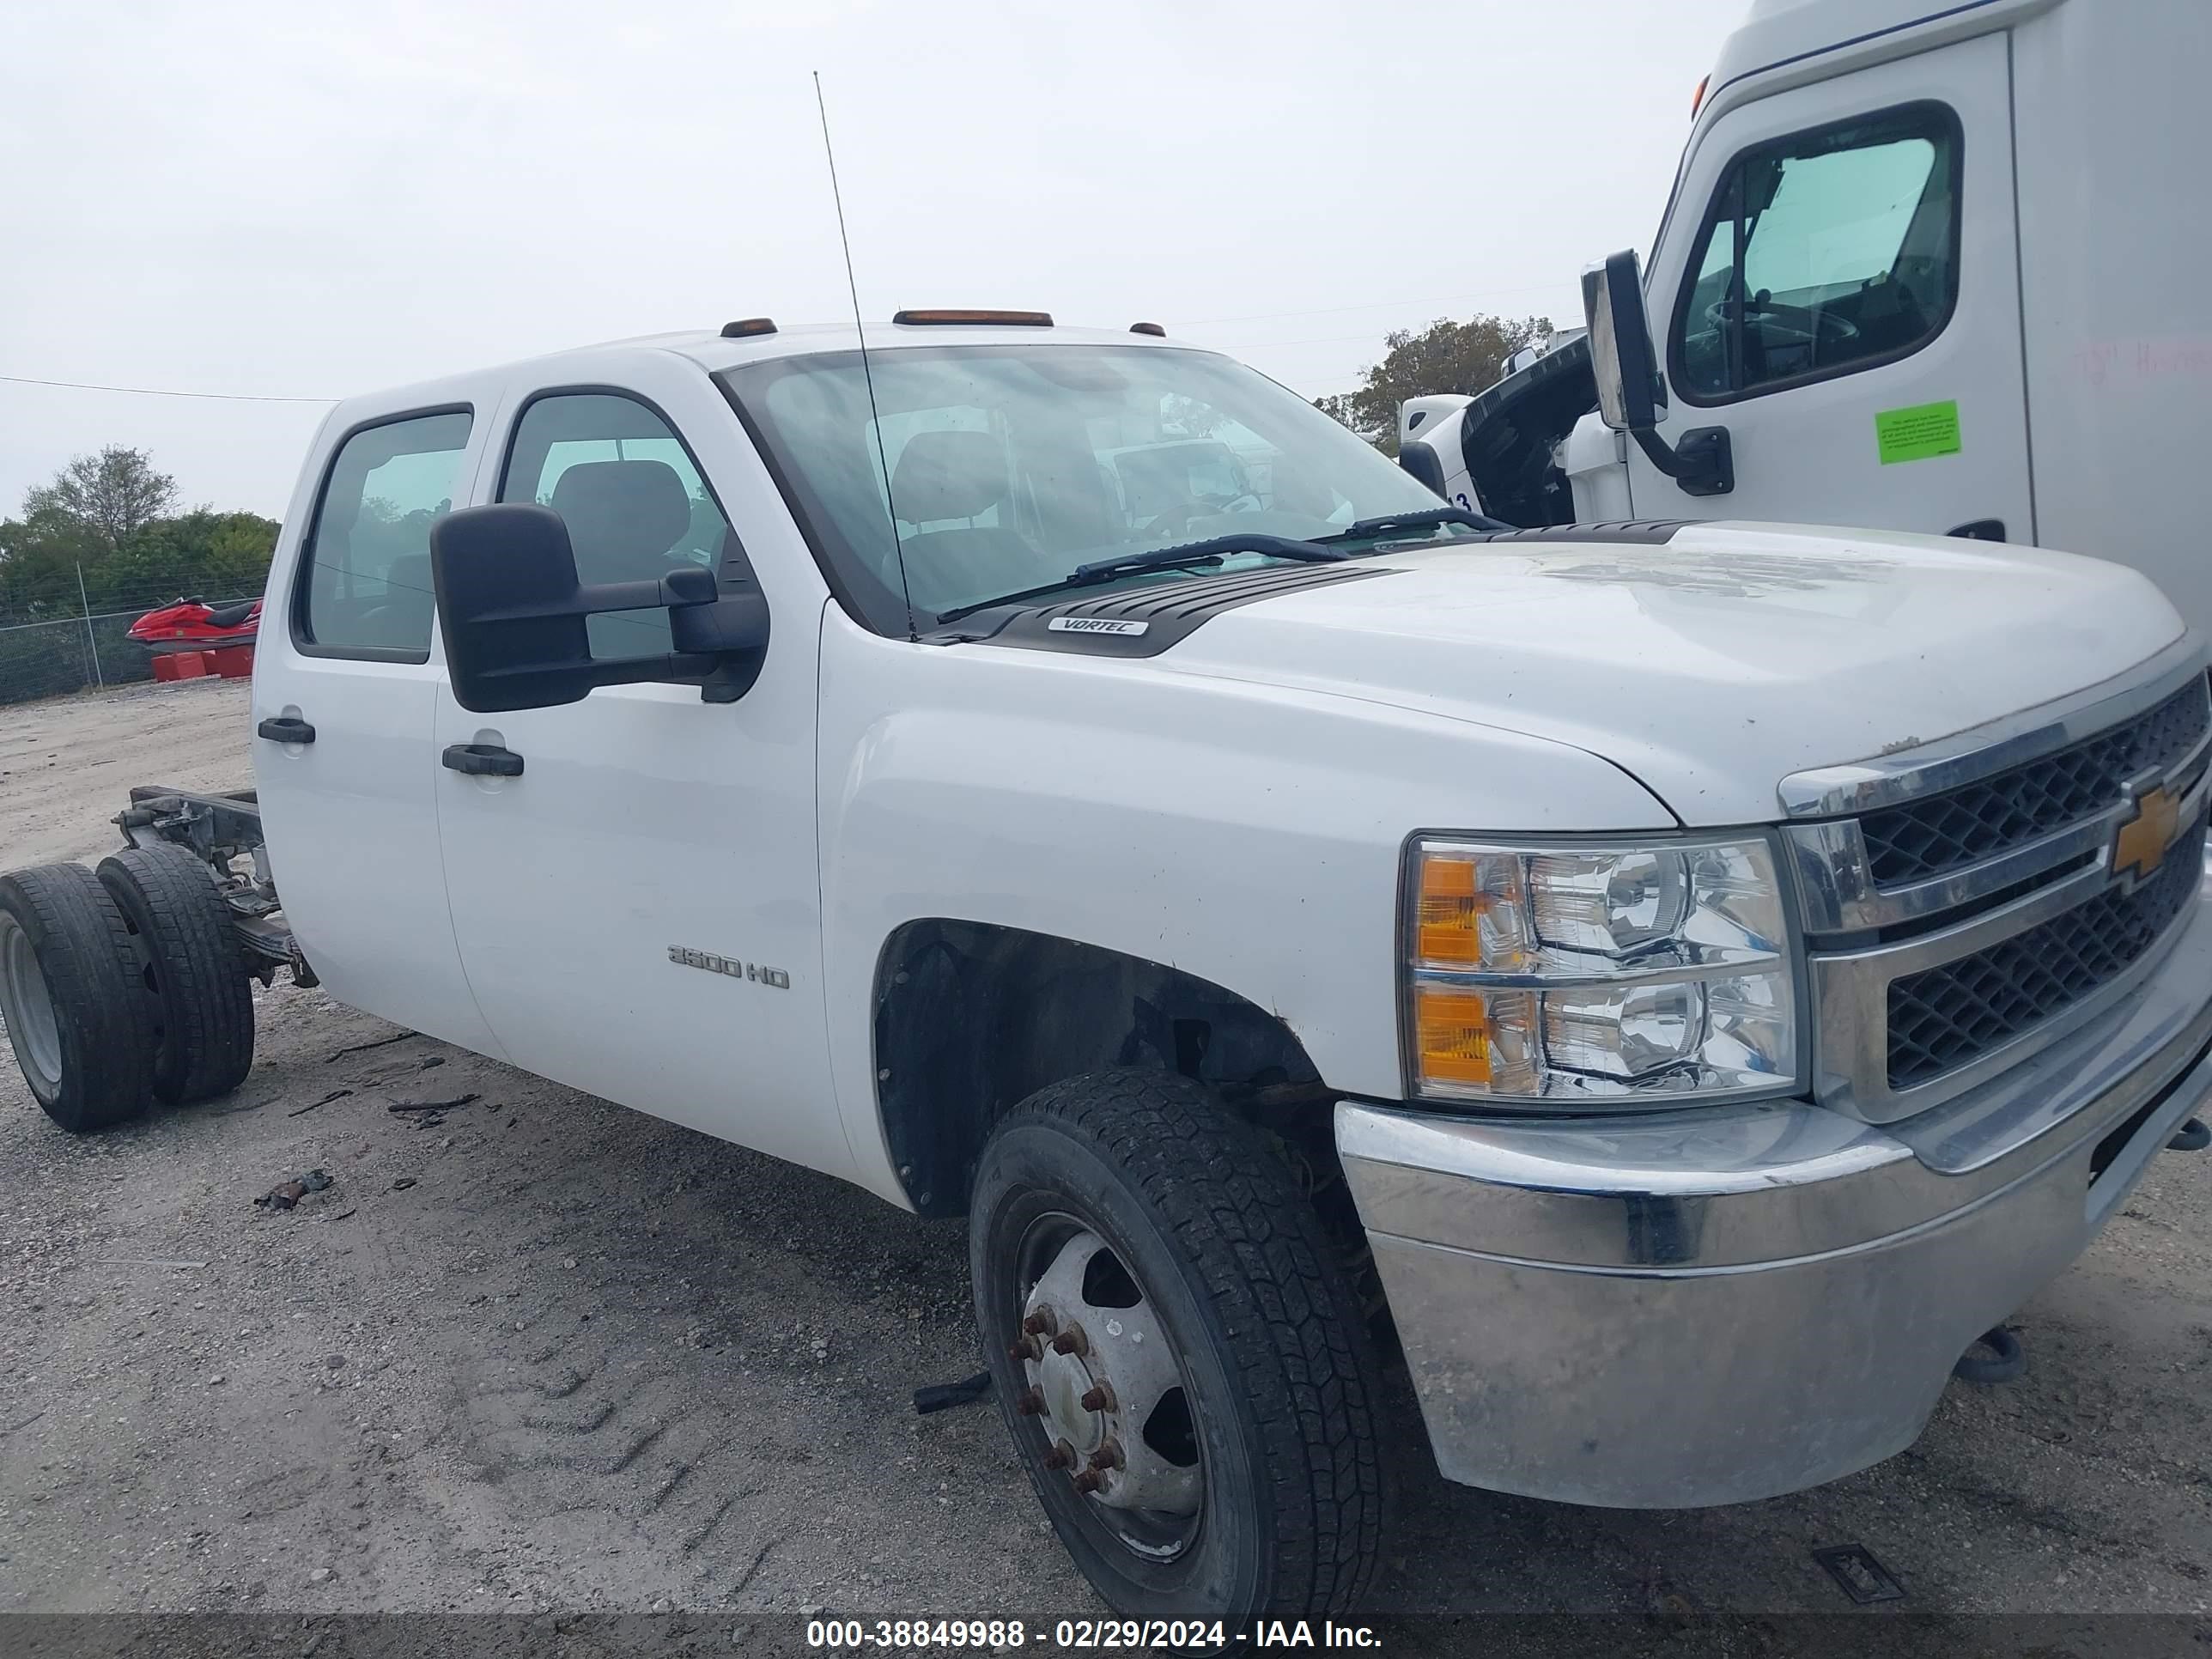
[814,611,1673,1205]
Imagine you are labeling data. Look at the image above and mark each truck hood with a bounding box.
[1156,522,2188,825]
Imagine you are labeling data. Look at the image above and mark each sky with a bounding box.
[0,0,1744,521]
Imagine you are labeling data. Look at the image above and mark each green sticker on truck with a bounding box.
[1875,399,1962,464]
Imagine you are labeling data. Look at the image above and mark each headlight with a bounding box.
[1403,835,1797,1106]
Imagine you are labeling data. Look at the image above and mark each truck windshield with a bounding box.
[720,344,1445,635]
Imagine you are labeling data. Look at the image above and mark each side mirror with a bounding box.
[1583,250,1663,433]
[1581,249,1733,496]
[429,503,769,714]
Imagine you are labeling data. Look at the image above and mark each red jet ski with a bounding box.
[128,596,262,656]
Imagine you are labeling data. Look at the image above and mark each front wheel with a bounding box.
[969,1070,1387,1623]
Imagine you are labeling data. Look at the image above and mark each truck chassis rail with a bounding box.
[112,785,313,985]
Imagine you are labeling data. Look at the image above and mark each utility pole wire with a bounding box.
[0,373,336,404]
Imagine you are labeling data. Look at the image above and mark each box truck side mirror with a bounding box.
[1583,248,1735,497]
[1585,250,1665,433]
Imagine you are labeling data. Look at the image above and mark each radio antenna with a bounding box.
[814,70,917,641]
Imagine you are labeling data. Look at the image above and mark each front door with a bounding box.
[430,357,848,1177]
[1633,33,2033,543]
[252,401,504,1054]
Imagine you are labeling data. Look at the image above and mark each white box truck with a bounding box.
[1405,0,2212,634]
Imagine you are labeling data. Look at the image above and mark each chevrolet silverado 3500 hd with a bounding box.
[3,314,2209,1622]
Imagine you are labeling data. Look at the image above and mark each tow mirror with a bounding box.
[1581,248,1734,496]
[429,503,769,714]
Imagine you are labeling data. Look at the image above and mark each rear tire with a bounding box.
[0,863,157,1132]
[96,843,255,1103]
[969,1068,1388,1623]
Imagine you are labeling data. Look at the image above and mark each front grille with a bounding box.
[1886,812,2207,1087]
[1860,682,2209,887]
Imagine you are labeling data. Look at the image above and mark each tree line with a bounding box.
[0,446,278,625]
[1314,312,1554,454]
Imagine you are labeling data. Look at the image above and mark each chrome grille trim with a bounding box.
[1784,639,2212,1124]
[1860,683,2209,885]
[1782,640,2210,933]
[1887,811,2206,1087]
[1809,771,2209,1122]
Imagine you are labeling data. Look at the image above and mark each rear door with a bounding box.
[1636,33,2032,542]
[429,356,848,1176]
[252,400,504,1053]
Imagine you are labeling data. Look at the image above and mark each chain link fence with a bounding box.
[0,566,263,708]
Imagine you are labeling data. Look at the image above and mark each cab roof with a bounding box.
[1706,0,2015,112]
[326,319,1206,424]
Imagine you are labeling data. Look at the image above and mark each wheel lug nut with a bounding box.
[1007,1335,1041,1363]
[1072,1469,1104,1495]
[1022,1309,1058,1337]
[1079,1384,1115,1413]
[1042,1440,1075,1470]
[1089,1439,1124,1471]
[1014,1387,1046,1417]
[1050,1323,1088,1358]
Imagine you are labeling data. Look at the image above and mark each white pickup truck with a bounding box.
[4,313,2210,1623]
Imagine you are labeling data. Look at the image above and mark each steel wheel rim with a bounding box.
[1012,1210,1207,1564]
[0,913,63,1094]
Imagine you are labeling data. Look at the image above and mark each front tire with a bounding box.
[0,863,157,1133]
[969,1069,1387,1623]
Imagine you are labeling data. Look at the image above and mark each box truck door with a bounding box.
[1632,33,2030,542]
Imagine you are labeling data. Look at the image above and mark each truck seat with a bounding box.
[888,429,1038,602]
[549,460,694,585]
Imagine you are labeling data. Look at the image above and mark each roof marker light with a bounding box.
[720,318,778,337]
[891,309,1053,327]
[1691,73,1710,119]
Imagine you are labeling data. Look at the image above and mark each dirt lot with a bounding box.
[3,678,2212,1646]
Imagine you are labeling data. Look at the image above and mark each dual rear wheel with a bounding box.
[0,845,254,1132]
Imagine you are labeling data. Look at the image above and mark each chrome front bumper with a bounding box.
[1338,867,2212,1509]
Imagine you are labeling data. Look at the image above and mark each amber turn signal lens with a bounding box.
[1413,983,1492,1086]
[1416,856,1484,966]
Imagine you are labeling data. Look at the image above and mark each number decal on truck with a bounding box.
[667,945,790,989]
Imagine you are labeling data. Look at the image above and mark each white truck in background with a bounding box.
[8,312,2212,1626]
[1403,0,2212,635]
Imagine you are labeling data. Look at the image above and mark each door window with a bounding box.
[499,392,732,659]
[295,409,472,659]
[1671,102,1961,404]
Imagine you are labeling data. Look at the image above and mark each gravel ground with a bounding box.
[3,678,2211,1649]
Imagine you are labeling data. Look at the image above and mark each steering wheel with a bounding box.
[1705,295,1859,353]
[1144,496,1224,538]
[1144,494,1262,538]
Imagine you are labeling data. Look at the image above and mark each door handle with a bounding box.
[256,716,316,744]
[442,742,524,778]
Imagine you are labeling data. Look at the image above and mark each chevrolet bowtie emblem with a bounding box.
[2112,785,2183,884]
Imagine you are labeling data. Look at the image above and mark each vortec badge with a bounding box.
[1047,617,1149,636]
[2112,785,2184,884]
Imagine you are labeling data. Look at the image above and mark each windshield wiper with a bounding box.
[1316,506,1513,544]
[935,534,1345,625]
